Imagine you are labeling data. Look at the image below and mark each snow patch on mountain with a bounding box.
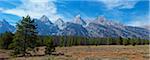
[73,14,87,26]
[55,18,65,30]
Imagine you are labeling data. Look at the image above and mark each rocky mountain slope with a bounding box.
[0,15,149,39]
[0,19,15,33]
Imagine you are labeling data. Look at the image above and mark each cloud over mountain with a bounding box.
[2,0,62,22]
[99,0,139,9]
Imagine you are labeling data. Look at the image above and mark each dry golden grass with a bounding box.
[55,45,150,60]
[1,45,150,60]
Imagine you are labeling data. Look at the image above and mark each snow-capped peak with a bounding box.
[55,18,64,25]
[97,16,106,23]
[40,15,50,22]
[74,14,86,25]
[40,15,52,25]
[93,16,125,28]
[91,16,107,25]
[75,14,81,19]
[55,18,65,29]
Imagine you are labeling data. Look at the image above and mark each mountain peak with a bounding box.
[56,18,64,23]
[97,16,106,23]
[40,15,50,21]
[55,18,64,25]
[40,15,52,24]
[74,14,86,25]
[55,18,65,29]
[95,16,124,27]
[75,14,81,19]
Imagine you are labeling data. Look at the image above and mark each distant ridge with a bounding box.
[0,15,149,39]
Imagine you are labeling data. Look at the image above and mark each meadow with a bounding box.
[0,45,149,60]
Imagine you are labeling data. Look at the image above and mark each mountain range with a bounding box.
[0,15,149,39]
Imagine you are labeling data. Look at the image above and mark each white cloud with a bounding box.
[99,0,139,9]
[128,20,149,27]
[2,0,62,22]
[127,15,150,29]
[0,8,4,11]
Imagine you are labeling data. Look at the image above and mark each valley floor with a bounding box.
[0,45,150,60]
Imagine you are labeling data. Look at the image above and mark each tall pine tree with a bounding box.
[11,15,38,56]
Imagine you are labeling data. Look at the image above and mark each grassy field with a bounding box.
[0,45,149,60]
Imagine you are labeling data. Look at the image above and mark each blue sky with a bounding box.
[0,0,149,27]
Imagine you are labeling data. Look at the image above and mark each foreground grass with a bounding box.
[0,45,149,60]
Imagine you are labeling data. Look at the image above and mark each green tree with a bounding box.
[116,37,123,45]
[123,38,129,46]
[10,15,38,56]
[36,36,44,46]
[60,36,65,47]
[130,38,136,46]
[143,39,149,45]
[43,36,55,55]
[0,32,14,49]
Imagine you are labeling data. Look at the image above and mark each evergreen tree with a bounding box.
[123,38,129,46]
[116,37,123,45]
[60,36,65,47]
[44,36,55,55]
[130,38,136,46]
[10,15,38,56]
[0,32,14,49]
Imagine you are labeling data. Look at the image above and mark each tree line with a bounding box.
[0,16,149,56]
[38,36,149,47]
